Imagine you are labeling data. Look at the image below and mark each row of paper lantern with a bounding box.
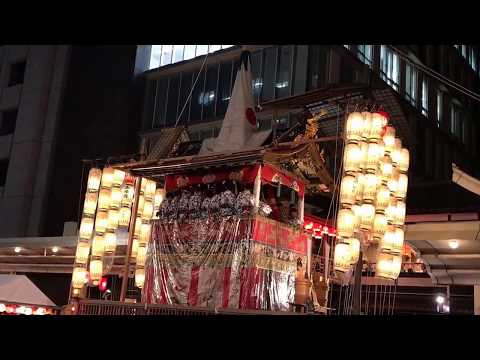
[333,111,410,280]
[71,167,165,296]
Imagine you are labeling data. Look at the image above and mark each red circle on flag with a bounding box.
[246,108,257,127]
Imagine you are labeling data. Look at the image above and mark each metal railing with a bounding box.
[76,300,309,316]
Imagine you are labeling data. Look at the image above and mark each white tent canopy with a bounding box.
[0,274,56,307]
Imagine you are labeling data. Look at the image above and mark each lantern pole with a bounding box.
[120,176,142,302]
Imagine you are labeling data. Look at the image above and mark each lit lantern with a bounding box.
[372,213,387,241]
[124,174,135,186]
[110,187,122,209]
[140,223,152,244]
[351,204,362,232]
[134,217,142,237]
[104,231,117,253]
[79,217,94,240]
[345,112,364,143]
[140,178,147,194]
[361,111,372,139]
[98,188,112,211]
[360,203,375,231]
[366,141,385,171]
[75,241,90,264]
[107,209,119,230]
[383,126,396,154]
[376,252,402,280]
[101,167,115,188]
[337,209,355,238]
[121,184,135,206]
[137,195,145,217]
[83,192,98,216]
[145,180,157,200]
[380,225,404,254]
[142,200,154,221]
[369,112,385,141]
[399,148,410,173]
[136,245,147,267]
[387,168,399,194]
[87,168,102,192]
[375,185,390,211]
[94,210,108,234]
[379,156,393,184]
[355,173,365,202]
[391,138,403,167]
[385,197,397,224]
[334,241,351,272]
[358,141,369,171]
[396,173,408,200]
[340,175,357,206]
[119,207,131,227]
[135,268,145,288]
[154,188,166,208]
[362,173,378,202]
[113,169,125,187]
[347,237,360,265]
[89,259,102,285]
[72,267,87,290]
[131,238,139,259]
[344,143,362,174]
[394,201,406,226]
[91,234,105,257]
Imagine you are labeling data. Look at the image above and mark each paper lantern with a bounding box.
[121,184,135,207]
[362,173,378,202]
[337,209,355,238]
[396,173,408,200]
[91,234,105,257]
[375,185,390,211]
[351,204,362,232]
[380,226,404,254]
[347,237,360,265]
[383,126,396,154]
[89,260,103,285]
[369,112,385,141]
[360,203,375,231]
[140,178,147,194]
[154,188,166,209]
[144,180,157,200]
[140,223,152,244]
[355,173,365,202]
[95,210,108,234]
[399,148,410,173]
[101,167,115,188]
[385,197,397,224]
[119,207,131,227]
[134,217,142,237]
[87,168,102,192]
[131,238,139,259]
[83,192,98,216]
[372,213,387,241]
[358,141,369,171]
[379,156,393,184]
[124,174,135,186]
[344,143,362,174]
[340,175,357,206]
[391,138,403,167]
[107,209,119,230]
[110,187,122,209]
[104,231,117,253]
[113,169,125,187]
[72,267,87,290]
[75,241,90,264]
[366,141,385,171]
[376,252,402,280]
[135,268,145,288]
[334,241,351,272]
[136,245,147,267]
[142,200,154,221]
[387,168,399,194]
[394,201,406,226]
[345,112,364,143]
[361,111,372,139]
[79,217,94,240]
[137,195,145,217]
[98,188,111,211]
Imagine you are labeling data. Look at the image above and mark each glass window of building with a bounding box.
[357,45,372,67]
[165,75,180,127]
[0,159,9,187]
[251,51,263,102]
[380,45,400,91]
[161,45,173,66]
[196,45,209,57]
[8,61,26,87]
[0,109,17,136]
[405,63,417,106]
[216,61,233,118]
[190,69,206,123]
[261,47,277,102]
[421,79,428,116]
[150,45,162,69]
[153,78,169,128]
[202,65,219,120]
[173,45,185,63]
[177,72,193,125]
[462,45,467,58]
[209,45,221,52]
[307,46,327,91]
[221,45,234,49]
[436,90,442,127]
[184,45,196,61]
[276,46,292,99]
[451,102,462,138]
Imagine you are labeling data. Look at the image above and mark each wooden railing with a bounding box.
[76,300,310,316]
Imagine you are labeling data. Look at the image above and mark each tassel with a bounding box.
[276,183,281,198]
[290,189,295,204]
